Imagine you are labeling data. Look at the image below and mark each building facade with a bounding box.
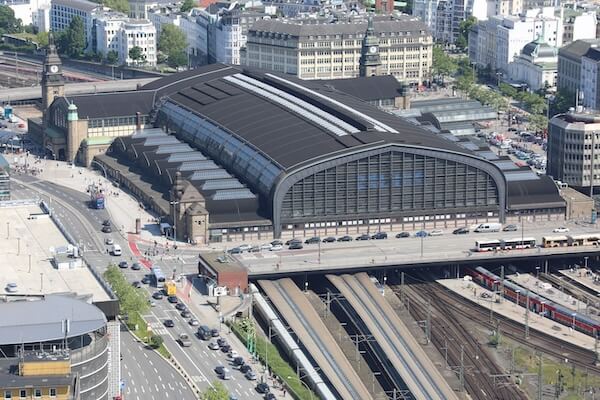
[50,0,103,52]
[508,38,557,91]
[95,13,157,66]
[241,15,433,84]
[0,154,9,200]
[0,0,50,26]
[557,39,600,95]
[548,111,600,192]
[562,10,597,45]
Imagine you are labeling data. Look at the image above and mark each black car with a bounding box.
[289,242,303,250]
[102,226,112,233]
[220,344,231,353]
[256,383,270,394]
[118,261,128,269]
[371,232,388,240]
[322,236,336,243]
[285,238,301,245]
[356,234,370,241]
[175,302,187,311]
[337,235,353,242]
[232,356,245,368]
[167,296,179,304]
[181,310,192,318]
[132,281,142,288]
[396,232,410,238]
[102,220,111,226]
[239,364,252,373]
[264,394,276,400]
[452,227,469,235]
[163,319,175,328]
[210,328,219,337]
[141,276,151,284]
[271,240,283,246]
[217,338,228,347]
[152,291,164,300]
[304,236,320,244]
[131,263,142,270]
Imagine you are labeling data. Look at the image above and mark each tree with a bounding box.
[106,50,119,65]
[432,46,457,83]
[528,114,548,133]
[59,16,86,58]
[36,31,49,47]
[180,0,196,12]
[456,16,477,49]
[105,0,130,13]
[499,83,518,99]
[149,335,163,349]
[128,46,145,65]
[158,25,188,68]
[551,89,576,115]
[0,5,22,35]
[200,382,230,400]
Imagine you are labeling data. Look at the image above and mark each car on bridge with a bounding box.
[396,232,410,238]
[322,236,336,243]
[337,235,353,242]
[356,234,370,241]
[371,232,388,240]
[553,227,570,233]
[415,230,428,238]
[304,236,320,244]
[453,227,469,234]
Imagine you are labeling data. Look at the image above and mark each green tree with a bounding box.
[180,0,196,12]
[105,0,130,13]
[36,31,48,47]
[499,83,518,99]
[551,89,575,115]
[59,16,86,58]
[432,46,457,83]
[455,73,475,93]
[128,46,145,64]
[0,5,22,35]
[528,114,548,133]
[200,382,230,400]
[106,50,119,65]
[149,335,163,349]
[158,25,188,68]
[456,16,477,49]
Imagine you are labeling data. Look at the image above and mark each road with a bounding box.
[10,174,264,399]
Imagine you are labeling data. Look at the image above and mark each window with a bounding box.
[50,388,56,397]
[19,390,25,399]
[34,389,41,398]
[4,391,11,399]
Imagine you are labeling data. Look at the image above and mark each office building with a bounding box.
[558,39,600,97]
[95,13,156,66]
[548,111,600,192]
[508,38,557,91]
[0,154,9,200]
[50,0,104,52]
[241,14,433,83]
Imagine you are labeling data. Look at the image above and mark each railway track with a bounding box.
[395,279,600,376]
[395,282,527,400]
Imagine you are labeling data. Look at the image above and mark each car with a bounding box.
[211,328,219,337]
[232,356,245,368]
[229,396,239,400]
[270,240,283,246]
[220,344,231,353]
[285,238,301,245]
[322,236,336,243]
[102,220,111,226]
[208,341,220,350]
[167,296,179,304]
[239,364,252,373]
[245,371,257,380]
[270,244,283,251]
[141,276,151,284]
[238,244,252,252]
[214,366,226,375]
[131,263,142,271]
[181,310,192,318]
[355,234,370,241]
[429,230,443,236]
[228,247,241,254]
[216,338,228,347]
[221,370,232,380]
[164,319,175,328]
[118,261,129,269]
[553,227,570,233]
[415,230,428,238]
[304,236,320,244]
[250,246,261,253]
[149,300,156,307]
[101,226,112,233]
[289,242,303,250]
[452,227,469,235]
[104,237,114,245]
[189,318,199,326]
[396,231,410,238]
[264,394,276,400]
[175,302,187,311]
[179,333,192,347]
[228,350,239,359]
[337,235,353,242]
[260,243,272,251]
[152,291,164,300]
[5,283,18,293]
[132,281,142,288]
[371,232,388,240]
[256,383,270,394]
[502,224,518,232]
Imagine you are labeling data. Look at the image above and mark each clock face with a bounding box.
[369,46,377,54]
[49,65,59,73]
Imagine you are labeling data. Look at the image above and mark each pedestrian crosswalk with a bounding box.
[148,321,167,335]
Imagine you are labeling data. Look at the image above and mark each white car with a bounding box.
[105,237,114,245]
[260,243,272,251]
[429,230,444,236]
[238,244,251,252]
[553,227,570,233]
[228,350,239,359]
[5,283,17,293]
[149,300,157,307]
[270,244,283,251]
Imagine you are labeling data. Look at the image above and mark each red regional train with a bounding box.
[469,266,600,337]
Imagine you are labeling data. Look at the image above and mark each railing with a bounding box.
[70,333,109,366]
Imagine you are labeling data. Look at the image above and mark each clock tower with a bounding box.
[359,14,382,77]
[41,32,64,113]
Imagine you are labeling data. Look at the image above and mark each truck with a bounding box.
[165,281,177,296]
[89,185,105,209]
[474,223,502,233]
[111,244,122,256]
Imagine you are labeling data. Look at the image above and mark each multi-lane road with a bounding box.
[10,175,263,399]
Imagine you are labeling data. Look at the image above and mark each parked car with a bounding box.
[210,328,219,337]
[152,291,164,300]
[256,383,270,394]
[355,234,370,241]
[452,227,469,235]
[101,226,112,233]
[245,371,257,380]
[249,246,260,253]
[118,261,129,269]
[131,263,142,271]
[163,319,175,328]
[131,281,142,288]
[238,244,252,252]
[208,341,220,350]
[304,236,320,244]
[239,364,252,374]
[189,318,199,326]
[429,230,443,236]
[260,243,272,251]
[264,394,276,400]
[228,247,241,254]
[553,227,570,233]
[102,220,111,226]
[141,276,151,285]
[270,245,283,251]
[104,237,114,245]
[285,238,301,245]
[371,232,388,240]
[214,366,226,375]
[415,230,428,238]
[395,232,410,238]
[289,242,303,250]
[270,240,283,246]
[337,235,353,242]
[181,310,192,318]
[175,303,187,311]
[232,356,245,368]
[217,338,228,347]
[149,300,156,307]
[167,296,179,304]
[502,224,518,232]
[322,236,336,243]
[220,344,231,353]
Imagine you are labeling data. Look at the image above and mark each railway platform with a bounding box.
[437,278,597,351]
[558,268,600,295]
[508,273,588,314]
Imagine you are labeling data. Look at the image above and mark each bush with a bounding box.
[150,334,163,349]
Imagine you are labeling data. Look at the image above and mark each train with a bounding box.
[468,266,600,337]
[474,233,600,252]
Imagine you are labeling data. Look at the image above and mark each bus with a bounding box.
[501,237,536,250]
[541,235,570,248]
[151,267,166,288]
[569,234,600,247]
[475,239,501,252]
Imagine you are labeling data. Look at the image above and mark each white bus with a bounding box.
[151,267,166,288]
[501,237,536,250]
[475,239,501,252]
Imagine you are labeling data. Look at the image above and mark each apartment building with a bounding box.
[412,0,486,44]
[50,0,103,51]
[95,12,156,66]
[241,14,433,83]
[562,10,597,45]
[558,39,600,95]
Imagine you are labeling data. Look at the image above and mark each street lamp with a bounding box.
[286,376,314,400]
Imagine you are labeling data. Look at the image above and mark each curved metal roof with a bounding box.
[0,295,106,345]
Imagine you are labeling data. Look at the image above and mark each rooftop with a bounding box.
[51,0,101,12]
[314,75,404,102]
[0,295,106,345]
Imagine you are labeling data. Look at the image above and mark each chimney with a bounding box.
[135,112,142,131]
